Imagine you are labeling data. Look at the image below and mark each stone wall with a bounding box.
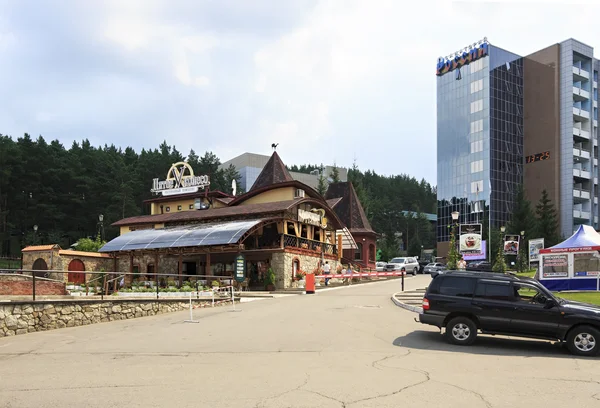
[0,274,66,296]
[271,251,338,289]
[116,253,180,283]
[22,249,114,282]
[0,298,233,338]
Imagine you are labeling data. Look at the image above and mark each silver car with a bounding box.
[423,262,446,274]
[385,257,420,276]
[375,262,387,272]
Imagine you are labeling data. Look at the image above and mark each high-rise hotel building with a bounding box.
[436,38,600,256]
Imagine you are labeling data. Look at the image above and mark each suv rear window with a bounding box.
[438,276,475,298]
[474,281,512,301]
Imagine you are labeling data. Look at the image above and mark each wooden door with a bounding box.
[67,259,85,284]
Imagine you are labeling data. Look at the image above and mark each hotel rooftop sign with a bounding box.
[436,38,489,76]
[151,162,210,196]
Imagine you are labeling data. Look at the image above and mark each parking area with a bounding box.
[0,275,598,407]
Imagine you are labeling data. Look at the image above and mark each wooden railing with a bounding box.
[283,234,336,255]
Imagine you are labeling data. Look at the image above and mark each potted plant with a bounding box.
[264,267,276,291]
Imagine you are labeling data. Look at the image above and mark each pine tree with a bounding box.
[507,185,535,237]
[535,189,560,247]
[329,162,340,183]
[317,164,327,196]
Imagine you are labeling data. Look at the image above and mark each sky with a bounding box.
[1,0,600,184]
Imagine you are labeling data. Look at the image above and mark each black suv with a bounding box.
[418,271,600,356]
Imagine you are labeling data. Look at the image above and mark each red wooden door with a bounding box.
[68,259,85,284]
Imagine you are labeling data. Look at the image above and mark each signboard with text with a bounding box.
[234,254,246,283]
[151,161,210,196]
[463,240,486,261]
[542,254,568,278]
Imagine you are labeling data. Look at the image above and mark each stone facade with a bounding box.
[116,253,180,283]
[271,250,338,289]
[0,298,233,338]
[0,274,66,296]
[22,247,113,282]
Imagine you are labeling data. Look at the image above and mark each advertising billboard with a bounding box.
[503,235,520,256]
[459,224,482,255]
[528,238,544,263]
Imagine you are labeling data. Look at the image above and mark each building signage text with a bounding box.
[151,162,210,196]
[298,209,327,228]
[436,38,489,76]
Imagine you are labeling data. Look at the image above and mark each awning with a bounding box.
[540,225,600,254]
[336,227,358,250]
[99,219,263,252]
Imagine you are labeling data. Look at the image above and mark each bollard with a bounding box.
[401,271,405,292]
[32,272,36,301]
[305,273,315,294]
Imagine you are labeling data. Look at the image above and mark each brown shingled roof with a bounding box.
[325,182,375,234]
[22,244,60,252]
[250,151,294,190]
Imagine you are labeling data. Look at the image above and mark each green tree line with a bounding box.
[0,134,241,256]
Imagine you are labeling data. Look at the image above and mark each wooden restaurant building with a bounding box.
[22,152,377,290]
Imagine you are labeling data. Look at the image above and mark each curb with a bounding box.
[391,292,423,314]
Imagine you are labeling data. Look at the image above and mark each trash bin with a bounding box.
[305,273,315,294]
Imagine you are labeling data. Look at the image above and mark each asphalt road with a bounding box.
[0,275,599,408]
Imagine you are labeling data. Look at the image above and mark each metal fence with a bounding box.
[1,269,238,301]
[0,257,22,270]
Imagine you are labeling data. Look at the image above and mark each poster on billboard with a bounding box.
[573,252,600,277]
[459,224,482,254]
[463,240,486,261]
[503,235,520,256]
[528,238,544,263]
[542,254,569,278]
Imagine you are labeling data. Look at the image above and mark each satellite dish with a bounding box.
[232,179,237,196]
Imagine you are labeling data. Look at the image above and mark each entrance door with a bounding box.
[68,259,85,284]
[32,258,48,278]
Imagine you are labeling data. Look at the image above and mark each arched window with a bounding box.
[369,244,376,261]
[354,243,363,260]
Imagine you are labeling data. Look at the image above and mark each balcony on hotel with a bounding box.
[573,204,591,221]
[573,183,591,203]
[573,143,591,160]
[573,124,591,141]
[573,106,590,121]
[573,164,591,180]
[573,65,590,82]
[573,84,590,101]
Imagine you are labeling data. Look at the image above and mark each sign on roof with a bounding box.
[151,162,210,196]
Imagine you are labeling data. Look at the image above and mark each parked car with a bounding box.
[417,271,600,356]
[423,262,446,275]
[375,262,387,272]
[466,261,492,271]
[385,257,420,276]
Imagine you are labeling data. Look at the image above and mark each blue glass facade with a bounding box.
[437,44,522,244]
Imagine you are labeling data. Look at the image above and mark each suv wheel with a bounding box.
[445,317,477,346]
[566,326,599,356]
[412,267,418,276]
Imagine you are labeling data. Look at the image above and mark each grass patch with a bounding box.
[515,270,536,278]
[554,292,600,306]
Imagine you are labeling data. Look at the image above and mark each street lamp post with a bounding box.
[33,225,38,245]
[448,211,460,269]
[520,230,525,272]
[98,214,105,241]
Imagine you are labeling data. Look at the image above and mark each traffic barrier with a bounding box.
[315,271,406,279]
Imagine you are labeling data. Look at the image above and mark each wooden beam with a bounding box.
[178,252,183,286]
[337,234,343,261]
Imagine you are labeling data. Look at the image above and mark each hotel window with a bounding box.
[470,119,483,133]
[177,205,182,211]
[165,206,170,212]
[470,59,484,74]
[470,99,483,113]
[354,242,363,261]
[471,180,483,194]
[470,140,484,153]
[470,79,483,94]
[470,160,483,173]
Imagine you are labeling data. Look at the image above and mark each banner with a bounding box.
[528,238,544,263]
[503,235,520,256]
[542,254,568,278]
[463,240,486,261]
[459,224,482,254]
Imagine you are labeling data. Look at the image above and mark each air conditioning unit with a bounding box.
[295,189,305,198]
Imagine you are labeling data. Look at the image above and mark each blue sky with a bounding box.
[1,0,600,184]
